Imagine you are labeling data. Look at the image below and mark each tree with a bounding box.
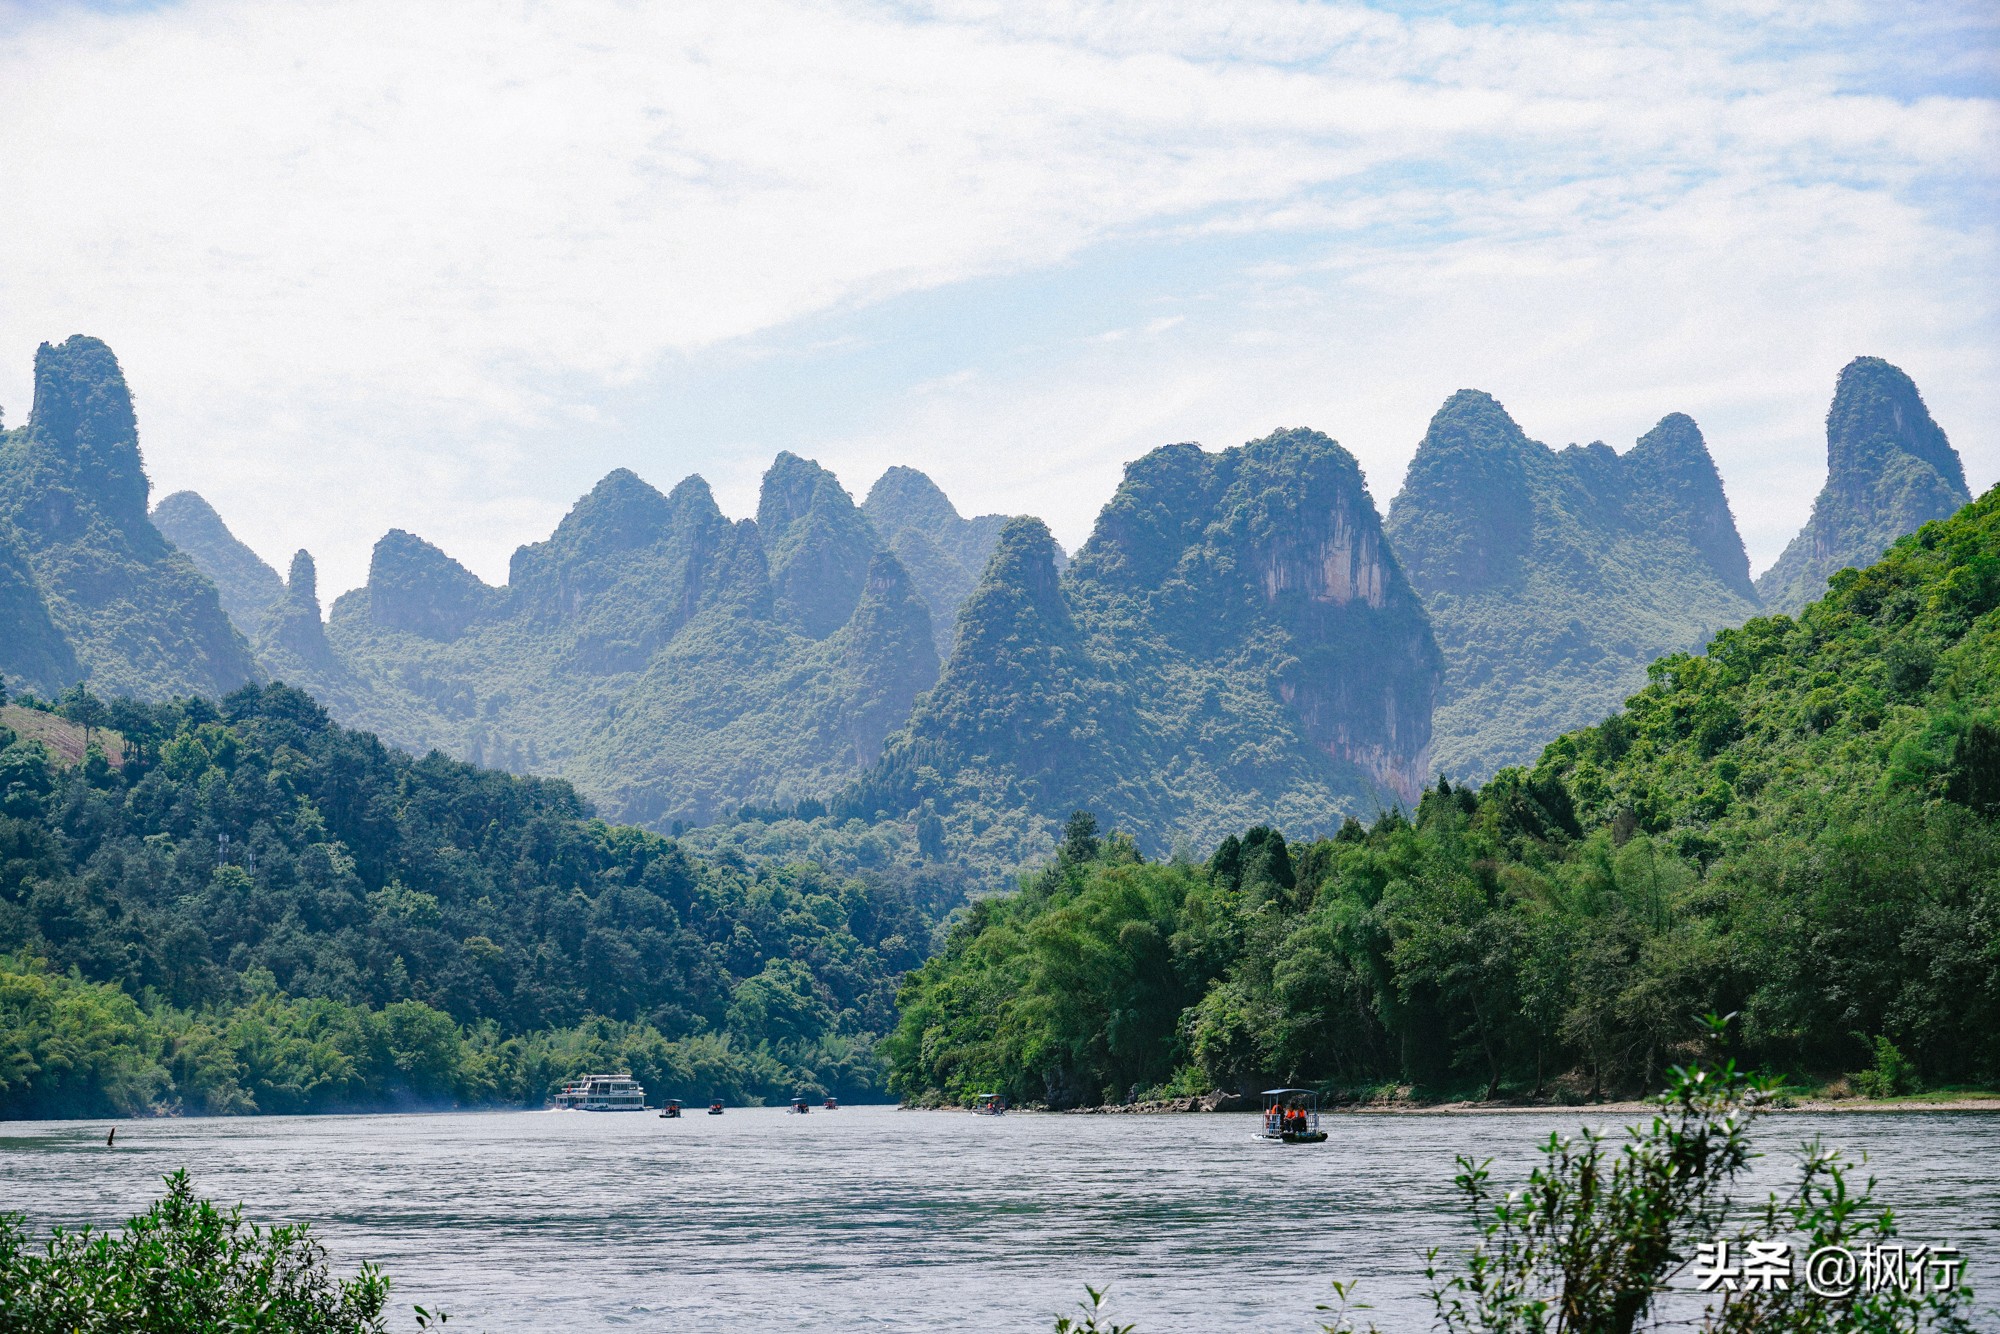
[57,684,108,749]
[1061,810,1102,864]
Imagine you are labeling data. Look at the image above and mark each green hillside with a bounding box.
[888,487,2000,1106]
[1386,391,1760,782]
[276,460,943,826]
[0,519,78,693]
[147,454,1020,831]
[0,337,256,700]
[0,681,951,1117]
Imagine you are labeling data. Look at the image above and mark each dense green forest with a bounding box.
[887,487,2000,1107]
[0,681,952,1117]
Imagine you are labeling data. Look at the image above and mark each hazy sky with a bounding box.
[2,0,1995,598]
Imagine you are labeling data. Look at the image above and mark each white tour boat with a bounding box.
[553,1072,648,1111]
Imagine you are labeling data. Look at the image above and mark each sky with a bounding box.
[1,0,1995,598]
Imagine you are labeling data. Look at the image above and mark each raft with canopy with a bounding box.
[1258,1089,1327,1143]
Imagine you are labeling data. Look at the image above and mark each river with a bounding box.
[3,1105,1996,1330]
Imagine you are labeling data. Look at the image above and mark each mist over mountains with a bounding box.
[0,334,1975,863]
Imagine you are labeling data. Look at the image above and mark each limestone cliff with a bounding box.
[260,551,339,675]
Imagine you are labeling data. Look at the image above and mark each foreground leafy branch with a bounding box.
[0,1170,434,1333]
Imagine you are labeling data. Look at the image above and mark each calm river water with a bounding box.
[2,1106,1996,1331]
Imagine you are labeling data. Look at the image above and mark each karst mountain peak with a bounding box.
[844,426,1441,858]
[1388,387,1760,782]
[1756,354,1970,615]
[0,335,254,698]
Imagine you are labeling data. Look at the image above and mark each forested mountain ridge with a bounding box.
[295,457,945,827]
[1386,390,1760,783]
[152,489,286,638]
[0,337,256,700]
[1756,355,1971,614]
[0,679,951,1116]
[843,428,1440,863]
[889,484,2000,1108]
[6,333,1977,882]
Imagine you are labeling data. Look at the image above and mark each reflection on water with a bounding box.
[2,1106,1995,1331]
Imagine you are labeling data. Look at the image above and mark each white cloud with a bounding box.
[0,0,1992,592]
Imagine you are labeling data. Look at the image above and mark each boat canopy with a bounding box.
[1261,1088,1315,1097]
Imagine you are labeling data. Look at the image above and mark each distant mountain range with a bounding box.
[0,335,1974,857]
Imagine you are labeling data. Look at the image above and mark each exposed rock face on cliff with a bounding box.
[1756,357,1971,615]
[0,337,255,699]
[848,428,1439,857]
[153,490,286,637]
[1387,391,1760,782]
[1072,429,1438,809]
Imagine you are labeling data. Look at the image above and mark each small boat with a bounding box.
[822,1096,839,1111]
[707,1099,724,1115]
[1258,1088,1327,1143]
[553,1072,647,1111]
[790,1097,811,1114]
[658,1099,683,1119]
[972,1093,1007,1116]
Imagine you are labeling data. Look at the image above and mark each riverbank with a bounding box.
[1050,1089,2000,1116]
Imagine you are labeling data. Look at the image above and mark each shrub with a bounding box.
[0,1170,414,1333]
